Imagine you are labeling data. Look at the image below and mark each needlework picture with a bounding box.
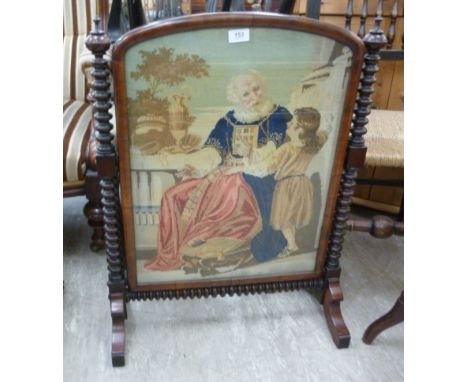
[119,27,354,286]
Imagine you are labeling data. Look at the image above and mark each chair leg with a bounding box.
[84,169,105,252]
[397,196,404,222]
[362,291,404,344]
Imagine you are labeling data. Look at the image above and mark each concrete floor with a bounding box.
[64,196,403,382]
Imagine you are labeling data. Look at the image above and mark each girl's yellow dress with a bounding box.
[264,142,314,230]
[247,142,314,230]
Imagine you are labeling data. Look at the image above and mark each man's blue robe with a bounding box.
[203,105,293,262]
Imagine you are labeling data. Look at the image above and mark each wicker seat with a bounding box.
[365,109,404,168]
[353,107,404,215]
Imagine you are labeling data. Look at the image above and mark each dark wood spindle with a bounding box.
[278,0,296,14]
[357,0,369,38]
[387,0,398,49]
[86,17,127,368]
[306,0,322,19]
[323,8,388,349]
[376,0,383,17]
[345,0,353,31]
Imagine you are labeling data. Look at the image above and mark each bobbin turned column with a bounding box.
[321,3,388,349]
[86,17,127,367]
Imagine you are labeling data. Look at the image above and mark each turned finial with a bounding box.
[93,17,100,31]
[374,15,382,30]
[86,16,111,54]
[362,6,388,51]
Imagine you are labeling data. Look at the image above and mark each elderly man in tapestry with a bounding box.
[144,70,292,271]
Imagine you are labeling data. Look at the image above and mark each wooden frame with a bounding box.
[86,11,387,367]
[113,14,364,292]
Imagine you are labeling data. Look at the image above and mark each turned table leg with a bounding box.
[363,290,404,344]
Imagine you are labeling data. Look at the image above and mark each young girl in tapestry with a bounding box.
[244,107,328,258]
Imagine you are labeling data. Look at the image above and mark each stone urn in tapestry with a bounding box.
[164,94,200,154]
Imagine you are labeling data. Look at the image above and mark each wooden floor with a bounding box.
[64,196,403,381]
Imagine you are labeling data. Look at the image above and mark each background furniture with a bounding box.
[297,0,405,215]
[63,0,98,197]
[63,0,109,251]
[64,0,404,251]
[343,0,404,215]
[363,290,404,344]
[345,214,404,344]
[340,0,404,342]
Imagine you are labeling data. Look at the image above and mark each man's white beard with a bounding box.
[233,98,275,123]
